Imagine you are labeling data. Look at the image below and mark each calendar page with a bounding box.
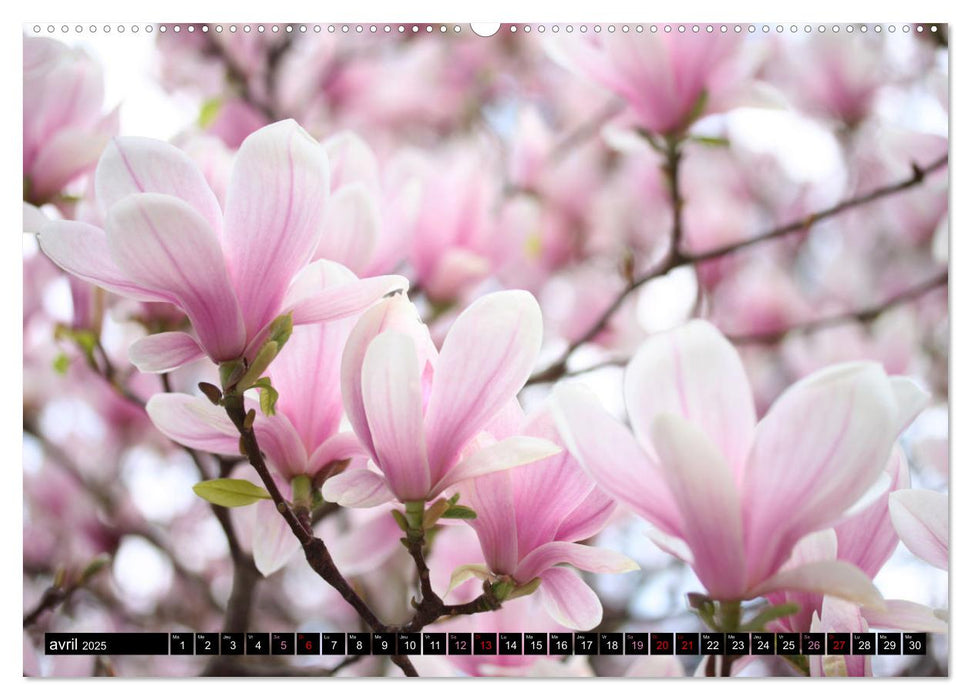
[22,20,949,679]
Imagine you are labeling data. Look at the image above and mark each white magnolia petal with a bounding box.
[128,332,204,373]
[320,468,393,508]
[538,567,603,631]
[889,489,948,570]
[750,560,885,610]
[430,436,561,497]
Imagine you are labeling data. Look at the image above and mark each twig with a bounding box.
[220,393,419,676]
[727,270,948,345]
[527,154,949,385]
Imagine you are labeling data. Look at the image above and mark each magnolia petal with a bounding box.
[446,564,493,596]
[323,131,381,191]
[23,203,48,233]
[307,432,367,475]
[95,136,223,234]
[551,383,682,535]
[314,184,379,273]
[146,393,240,455]
[431,436,561,497]
[555,488,616,545]
[645,527,694,563]
[890,377,931,437]
[424,290,543,479]
[537,567,603,630]
[321,468,393,508]
[249,499,301,577]
[240,407,307,482]
[811,597,871,677]
[30,128,112,200]
[625,319,755,478]
[889,489,948,570]
[835,445,910,579]
[515,541,638,583]
[38,220,170,303]
[269,319,352,452]
[742,362,898,587]
[862,599,948,634]
[514,409,614,553]
[128,332,204,373]
[340,295,427,459]
[465,471,519,575]
[284,265,409,326]
[223,120,331,337]
[106,193,246,361]
[750,560,885,610]
[649,412,747,600]
[361,331,431,501]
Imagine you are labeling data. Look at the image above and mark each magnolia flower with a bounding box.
[889,489,948,570]
[461,406,635,630]
[323,290,559,507]
[23,36,118,203]
[39,119,408,374]
[547,33,749,135]
[553,319,928,605]
[407,148,497,302]
[809,597,871,677]
[146,309,372,574]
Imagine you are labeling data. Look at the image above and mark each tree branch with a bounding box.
[527,154,949,385]
[727,270,948,345]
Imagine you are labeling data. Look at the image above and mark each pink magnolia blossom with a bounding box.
[889,489,948,570]
[809,596,871,677]
[461,406,634,630]
[765,445,947,645]
[38,120,408,373]
[407,147,498,302]
[147,308,364,474]
[323,290,560,507]
[548,33,749,135]
[23,36,119,203]
[146,310,374,574]
[312,132,416,279]
[553,319,927,605]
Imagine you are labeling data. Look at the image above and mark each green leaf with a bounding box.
[742,601,800,631]
[258,382,279,416]
[219,360,245,391]
[391,509,410,533]
[198,97,223,128]
[266,312,294,348]
[684,89,709,128]
[238,342,279,391]
[192,478,271,507]
[690,135,730,148]
[442,505,477,520]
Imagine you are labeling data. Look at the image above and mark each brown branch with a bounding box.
[24,580,82,627]
[527,153,949,385]
[220,393,418,677]
[727,270,948,345]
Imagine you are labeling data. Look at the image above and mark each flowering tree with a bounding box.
[23,24,948,678]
